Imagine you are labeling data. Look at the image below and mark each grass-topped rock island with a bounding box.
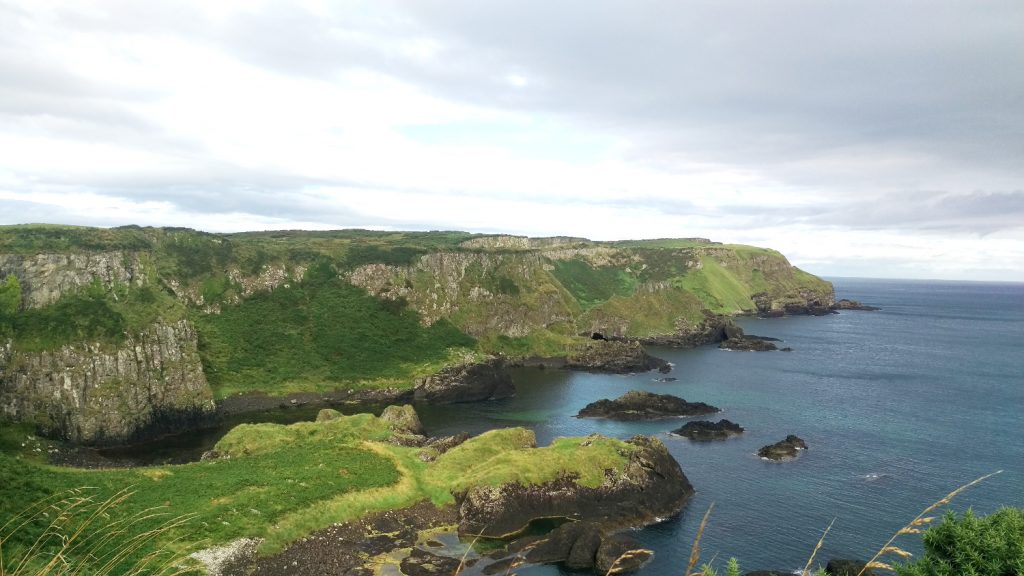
[0,224,840,574]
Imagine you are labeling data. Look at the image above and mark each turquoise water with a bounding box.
[417,278,1024,573]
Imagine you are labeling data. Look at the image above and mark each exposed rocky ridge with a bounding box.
[639,313,742,348]
[491,521,651,574]
[0,320,214,444]
[720,335,780,352]
[758,435,808,461]
[458,435,693,538]
[578,391,719,421]
[0,251,145,309]
[672,419,745,441]
[347,251,578,337]
[413,357,515,403]
[565,340,670,373]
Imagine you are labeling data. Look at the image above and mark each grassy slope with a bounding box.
[0,414,634,570]
[195,270,475,399]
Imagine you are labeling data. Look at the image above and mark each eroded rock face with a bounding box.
[566,340,669,374]
[641,313,742,348]
[0,251,146,309]
[0,320,215,444]
[758,435,808,461]
[577,391,719,421]
[672,419,745,441]
[413,357,514,403]
[458,435,694,538]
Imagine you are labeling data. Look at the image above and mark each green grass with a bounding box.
[195,274,475,398]
[674,257,757,314]
[0,412,640,569]
[581,286,707,337]
[0,428,399,571]
[477,329,578,358]
[549,259,639,309]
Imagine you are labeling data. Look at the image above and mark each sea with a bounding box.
[99,277,1024,573]
[414,277,1024,573]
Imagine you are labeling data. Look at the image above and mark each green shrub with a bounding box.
[896,508,1024,576]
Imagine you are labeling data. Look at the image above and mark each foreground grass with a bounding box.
[0,412,636,570]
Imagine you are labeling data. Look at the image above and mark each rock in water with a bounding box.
[672,419,744,441]
[577,390,719,421]
[413,357,514,403]
[832,299,881,311]
[757,435,808,460]
[719,336,779,351]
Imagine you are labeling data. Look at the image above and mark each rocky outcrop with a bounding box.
[577,391,719,421]
[640,313,742,348]
[719,335,779,351]
[565,340,669,374]
[495,521,651,574]
[754,290,836,317]
[832,299,881,311]
[758,435,808,461]
[0,251,145,309]
[458,435,693,538]
[0,320,215,444]
[413,357,514,403]
[672,419,744,441]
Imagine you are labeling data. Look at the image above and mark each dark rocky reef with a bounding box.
[672,419,744,441]
[577,390,719,421]
[832,299,881,311]
[565,340,670,374]
[413,357,514,403]
[758,435,808,461]
[458,435,693,538]
[719,335,779,352]
[826,558,876,575]
[487,521,651,574]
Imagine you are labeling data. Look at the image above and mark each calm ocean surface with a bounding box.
[417,278,1024,573]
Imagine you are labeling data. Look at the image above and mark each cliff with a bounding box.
[0,319,214,444]
[0,225,833,443]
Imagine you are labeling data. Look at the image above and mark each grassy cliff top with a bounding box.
[0,224,833,398]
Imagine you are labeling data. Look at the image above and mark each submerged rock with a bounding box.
[458,435,693,538]
[566,340,669,374]
[577,390,719,421]
[758,435,808,461]
[672,419,744,441]
[413,357,514,403]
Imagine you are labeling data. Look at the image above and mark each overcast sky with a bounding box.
[2,1,1022,280]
